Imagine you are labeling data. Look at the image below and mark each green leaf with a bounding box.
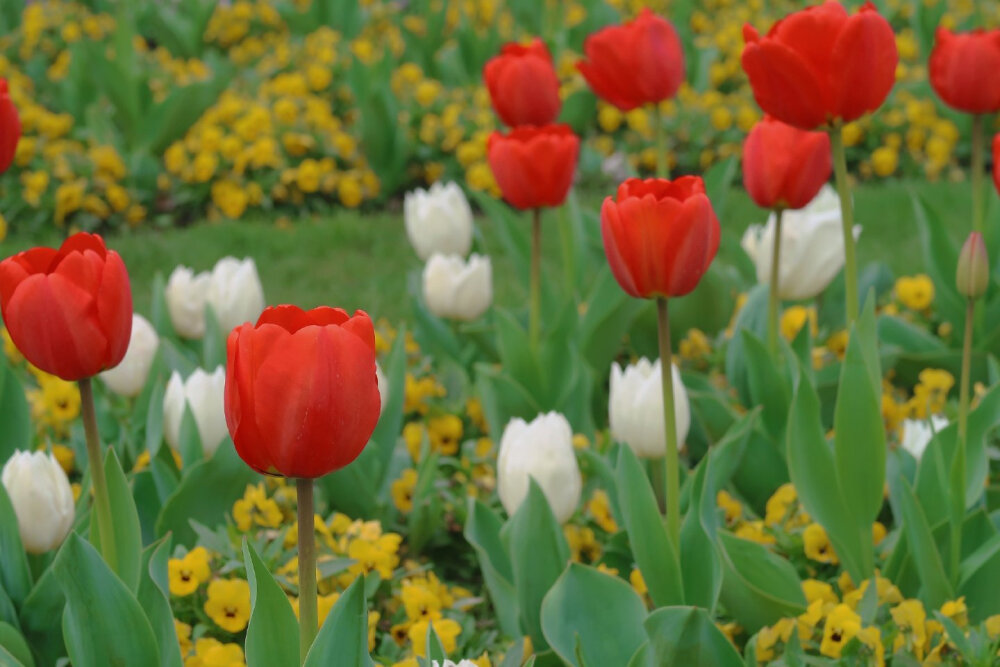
[681,457,723,613]
[717,532,806,632]
[137,537,183,667]
[579,267,645,373]
[741,330,790,443]
[889,476,953,609]
[911,192,966,331]
[53,534,160,667]
[17,567,65,667]
[94,448,143,591]
[177,403,204,468]
[0,622,34,667]
[541,563,648,667]
[304,576,371,667]
[421,623,448,667]
[0,361,30,465]
[368,326,408,488]
[149,272,177,338]
[464,499,520,638]
[243,539,300,667]
[615,445,685,607]
[0,484,31,607]
[407,447,442,554]
[724,284,769,405]
[957,533,1000,622]
[643,606,743,667]
[145,378,166,459]
[201,306,226,371]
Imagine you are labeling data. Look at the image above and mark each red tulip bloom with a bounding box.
[741,1,898,130]
[577,9,685,111]
[0,233,132,381]
[225,305,381,478]
[929,28,1000,114]
[487,124,579,210]
[743,116,832,210]
[601,177,720,299]
[484,39,561,127]
[994,133,1000,196]
[0,79,19,174]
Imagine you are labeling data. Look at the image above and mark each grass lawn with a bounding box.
[0,178,978,324]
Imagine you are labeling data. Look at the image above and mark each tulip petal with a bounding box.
[742,40,829,129]
[831,9,898,122]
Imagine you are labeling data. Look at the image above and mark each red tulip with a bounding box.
[929,28,1000,114]
[0,79,19,175]
[487,124,579,210]
[484,39,561,127]
[577,9,685,111]
[601,177,720,299]
[743,116,832,210]
[741,1,898,130]
[225,305,381,478]
[0,233,132,381]
[994,133,1000,196]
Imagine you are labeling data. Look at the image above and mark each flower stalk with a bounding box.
[767,209,785,356]
[79,377,117,573]
[951,298,974,585]
[296,478,318,663]
[656,297,680,547]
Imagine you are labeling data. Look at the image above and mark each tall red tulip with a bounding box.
[487,124,579,210]
[601,177,720,299]
[994,133,1000,196]
[929,28,1000,114]
[484,39,561,127]
[0,233,132,381]
[743,117,832,210]
[0,79,20,175]
[577,8,685,111]
[225,305,381,478]
[741,1,898,130]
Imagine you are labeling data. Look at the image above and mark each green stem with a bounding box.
[654,103,670,179]
[296,478,318,663]
[951,299,974,585]
[649,456,666,515]
[830,127,859,326]
[767,209,784,356]
[79,377,117,573]
[971,114,985,234]
[530,208,542,350]
[656,297,680,547]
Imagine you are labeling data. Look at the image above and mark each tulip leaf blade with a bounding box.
[0,484,31,608]
[304,575,371,667]
[16,566,65,667]
[144,377,167,459]
[464,498,520,638]
[420,624,447,667]
[0,622,33,667]
[97,447,143,592]
[407,445,442,555]
[243,538,300,667]
[716,532,806,632]
[0,361,31,466]
[137,536,182,667]
[368,323,408,486]
[741,330,791,443]
[643,606,743,667]
[680,455,723,613]
[889,476,953,610]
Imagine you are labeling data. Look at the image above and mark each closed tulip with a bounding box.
[601,177,720,299]
[900,415,948,461]
[929,28,1000,114]
[206,257,266,333]
[165,265,212,339]
[225,305,381,478]
[743,117,832,210]
[609,358,690,458]
[487,124,579,210]
[422,253,492,321]
[164,367,228,458]
[497,412,581,524]
[741,1,898,130]
[0,79,20,175]
[484,39,561,127]
[1,450,74,554]
[99,314,159,397]
[956,232,989,300]
[741,185,861,301]
[0,232,132,381]
[403,182,474,261]
[577,9,685,111]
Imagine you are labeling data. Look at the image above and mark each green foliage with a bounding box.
[243,539,300,667]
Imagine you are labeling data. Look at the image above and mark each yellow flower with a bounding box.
[404,422,426,461]
[211,180,248,219]
[797,599,825,641]
[564,524,600,562]
[175,618,193,656]
[296,159,322,193]
[51,444,75,474]
[871,146,898,177]
[428,415,463,455]
[204,579,251,633]
[826,330,849,359]
[856,626,885,666]
[716,490,742,525]
[891,599,927,660]
[168,547,212,596]
[391,469,418,513]
[802,579,838,605]
[346,533,402,579]
[338,174,364,207]
[895,274,934,311]
[820,604,861,659]
[402,579,443,622]
[780,306,817,342]
[755,618,794,661]
[587,490,618,533]
[185,638,245,667]
[764,483,797,527]
[803,523,838,564]
[939,597,967,627]
[466,398,487,433]
[873,521,887,545]
[983,614,1000,639]
[408,617,461,657]
[630,568,647,596]
[191,152,218,183]
[232,484,283,531]
[597,104,622,133]
[679,328,712,361]
[291,592,340,625]
[733,520,775,545]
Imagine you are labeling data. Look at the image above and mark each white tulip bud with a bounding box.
[404,181,474,261]
[206,256,266,333]
[1,451,74,554]
[165,266,211,339]
[99,314,159,397]
[741,185,862,301]
[422,253,492,321]
[609,358,691,458]
[497,412,582,524]
[163,367,228,457]
[900,415,949,461]
[376,362,388,417]
[433,661,479,667]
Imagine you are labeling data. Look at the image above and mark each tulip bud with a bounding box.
[206,257,266,333]
[164,367,228,457]
[609,358,690,458]
[497,412,582,524]
[404,182,474,261]
[1,450,74,554]
[99,314,159,397]
[376,362,388,417]
[165,265,211,339]
[422,253,493,321]
[956,231,989,300]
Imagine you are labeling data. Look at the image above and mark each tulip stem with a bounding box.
[971,114,985,234]
[654,103,670,179]
[296,478,318,663]
[79,377,117,573]
[655,297,680,547]
[830,127,859,326]
[530,208,542,350]
[767,209,784,357]
[951,298,974,586]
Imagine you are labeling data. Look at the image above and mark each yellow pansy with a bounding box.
[895,274,934,311]
[939,597,968,627]
[232,484,283,532]
[716,490,742,525]
[803,523,838,564]
[820,604,861,659]
[586,490,618,533]
[204,579,252,633]
[184,638,245,667]
[630,568,647,596]
[891,599,927,660]
[391,469,418,513]
[408,617,461,657]
[428,415,463,455]
[168,547,212,596]
[780,306,817,342]
[802,579,838,605]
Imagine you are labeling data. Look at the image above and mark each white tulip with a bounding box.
[1,451,74,554]
[165,265,211,339]
[99,314,159,397]
[422,253,492,321]
[163,367,228,457]
[206,256,266,333]
[900,415,949,461]
[741,185,862,301]
[609,358,691,458]
[497,412,582,524]
[376,362,388,417]
[404,181,474,261]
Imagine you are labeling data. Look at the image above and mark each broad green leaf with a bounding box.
[368,326,408,488]
[644,606,743,667]
[681,458,722,612]
[17,567,65,667]
[717,532,806,632]
[304,576,371,667]
[243,539,299,667]
[137,537,183,667]
[957,533,1000,622]
[201,306,226,371]
[145,378,166,459]
[407,447,442,554]
[463,499,520,638]
[0,623,33,667]
[177,403,204,468]
[911,193,966,331]
[889,476,952,609]
[724,284,769,405]
[541,563,648,667]
[421,624,447,667]
[0,484,31,607]
[0,361,30,465]
[94,448,143,591]
[741,330,790,443]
